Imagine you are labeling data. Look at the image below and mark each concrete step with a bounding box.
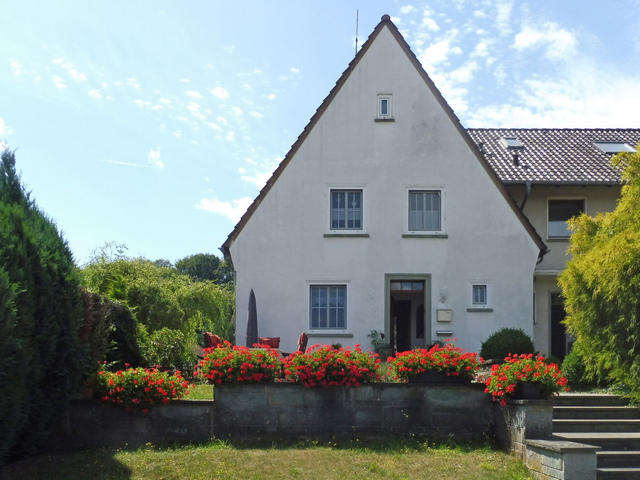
[554,419,640,433]
[553,432,640,451]
[555,394,628,407]
[597,467,640,479]
[597,451,640,468]
[554,406,640,420]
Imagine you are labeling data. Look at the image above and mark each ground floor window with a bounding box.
[310,285,346,329]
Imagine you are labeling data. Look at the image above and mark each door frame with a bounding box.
[384,273,431,348]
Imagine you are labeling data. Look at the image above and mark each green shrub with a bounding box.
[140,327,197,374]
[561,348,604,390]
[480,328,534,360]
[0,149,84,464]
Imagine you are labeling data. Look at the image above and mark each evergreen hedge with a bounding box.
[0,150,84,464]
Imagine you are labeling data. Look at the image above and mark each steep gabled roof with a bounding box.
[221,15,548,260]
[468,128,640,184]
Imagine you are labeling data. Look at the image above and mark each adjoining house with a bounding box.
[221,15,640,356]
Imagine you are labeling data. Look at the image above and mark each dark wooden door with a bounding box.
[550,293,567,359]
[396,300,412,353]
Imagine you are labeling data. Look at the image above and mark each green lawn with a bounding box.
[184,382,214,400]
[3,439,532,480]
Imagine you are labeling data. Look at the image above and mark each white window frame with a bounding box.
[377,94,393,119]
[307,281,349,331]
[405,187,445,235]
[547,197,586,240]
[327,185,366,233]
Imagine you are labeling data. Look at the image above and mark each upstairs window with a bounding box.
[330,189,362,230]
[548,199,584,238]
[408,190,442,232]
[377,94,392,119]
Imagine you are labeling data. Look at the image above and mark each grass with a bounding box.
[3,438,532,480]
[184,382,214,400]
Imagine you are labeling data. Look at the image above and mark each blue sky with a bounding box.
[1,1,639,265]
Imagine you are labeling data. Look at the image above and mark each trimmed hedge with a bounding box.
[0,150,84,464]
[480,327,534,361]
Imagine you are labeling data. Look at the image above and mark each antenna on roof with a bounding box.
[354,10,359,56]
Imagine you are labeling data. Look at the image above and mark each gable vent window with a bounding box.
[594,142,636,154]
[500,137,524,150]
[377,94,393,120]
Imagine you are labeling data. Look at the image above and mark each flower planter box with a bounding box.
[513,382,548,400]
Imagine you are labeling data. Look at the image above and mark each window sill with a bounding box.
[324,233,370,238]
[547,237,570,242]
[374,118,395,122]
[402,233,448,239]
[466,307,494,313]
[307,331,354,337]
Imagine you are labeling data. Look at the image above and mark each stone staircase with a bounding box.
[552,394,640,479]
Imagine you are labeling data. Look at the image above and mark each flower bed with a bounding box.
[90,364,191,412]
[386,342,483,383]
[195,341,282,385]
[283,344,380,387]
[484,353,569,406]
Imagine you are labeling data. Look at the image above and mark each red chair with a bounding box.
[297,332,308,353]
[257,337,280,349]
[204,332,222,348]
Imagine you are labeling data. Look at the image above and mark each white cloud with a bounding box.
[126,78,141,89]
[466,63,640,127]
[88,89,103,99]
[147,148,164,168]
[400,5,416,14]
[10,60,22,76]
[449,60,478,84]
[179,78,191,83]
[151,105,163,110]
[185,90,202,99]
[471,40,489,58]
[187,102,206,120]
[241,170,272,188]
[420,8,440,32]
[231,106,243,116]
[496,0,513,35]
[0,118,13,135]
[419,38,461,69]
[238,167,247,174]
[249,111,264,119]
[290,67,300,74]
[252,68,263,75]
[513,22,577,59]
[52,75,66,88]
[223,45,235,54]
[134,99,152,108]
[159,98,172,105]
[104,159,149,168]
[196,196,253,222]
[216,116,228,126]
[207,122,222,131]
[267,93,276,100]
[225,131,235,142]
[173,130,183,137]
[63,62,86,81]
[210,86,230,99]
[52,57,64,64]
[391,16,402,25]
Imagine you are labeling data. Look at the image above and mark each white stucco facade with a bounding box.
[226,23,541,354]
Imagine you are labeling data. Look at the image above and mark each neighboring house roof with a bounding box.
[221,15,548,261]
[467,128,640,185]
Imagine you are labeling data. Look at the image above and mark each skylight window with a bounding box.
[594,142,636,154]
[500,137,524,150]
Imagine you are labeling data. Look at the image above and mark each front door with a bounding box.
[386,275,431,353]
[394,300,412,352]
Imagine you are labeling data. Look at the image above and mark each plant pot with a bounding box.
[408,371,470,384]
[513,382,548,399]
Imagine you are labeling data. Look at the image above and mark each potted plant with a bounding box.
[386,341,482,383]
[484,353,569,406]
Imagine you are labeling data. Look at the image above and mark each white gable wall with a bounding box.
[230,26,540,353]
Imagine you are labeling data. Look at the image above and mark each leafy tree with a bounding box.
[0,149,84,463]
[559,144,640,401]
[175,252,234,285]
[83,254,235,356]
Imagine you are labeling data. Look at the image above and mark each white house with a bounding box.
[221,15,640,356]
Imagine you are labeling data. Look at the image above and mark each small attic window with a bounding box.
[500,137,524,150]
[376,94,393,120]
[594,142,636,154]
